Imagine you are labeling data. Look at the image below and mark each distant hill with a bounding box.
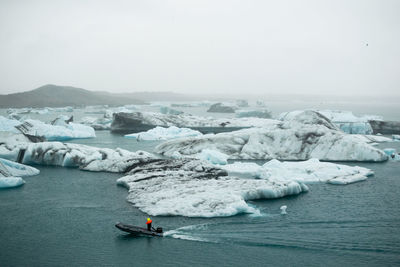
[0,84,146,108]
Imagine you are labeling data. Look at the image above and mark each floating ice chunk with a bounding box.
[22,119,96,141]
[125,126,202,141]
[0,116,20,133]
[220,158,373,185]
[117,158,308,217]
[280,205,287,214]
[0,117,96,141]
[236,109,272,119]
[393,135,400,141]
[0,158,39,177]
[79,116,112,130]
[279,110,382,134]
[0,177,25,188]
[383,148,400,161]
[160,106,183,115]
[156,121,388,162]
[196,149,229,165]
[111,111,281,133]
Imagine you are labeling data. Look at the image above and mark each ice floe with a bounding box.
[0,158,40,177]
[221,158,373,185]
[111,111,280,133]
[117,158,308,217]
[0,137,153,172]
[156,119,388,162]
[124,126,202,141]
[0,116,95,141]
[0,158,39,189]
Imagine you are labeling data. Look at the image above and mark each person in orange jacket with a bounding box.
[146,218,152,231]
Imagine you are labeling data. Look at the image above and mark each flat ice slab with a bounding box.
[221,158,373,185]
[125,126,202,140]
[117,158,308,217]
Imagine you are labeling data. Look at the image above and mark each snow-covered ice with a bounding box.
[112,111,280,129]
[0,136,153,172]
[117,158,308,217]
[0,158,39,189]
[79,116,112,130]
[221,158,373,185]
[156,111,388,162]
[0,116,96,141]
[124,126,202,141]
[279,110,382,134]
[0,158,40,177]
[0,116,21,133]
[0,177,25,188]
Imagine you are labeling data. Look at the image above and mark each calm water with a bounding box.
[1,104,400,266]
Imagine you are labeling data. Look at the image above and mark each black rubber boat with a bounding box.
[115,222,164,237]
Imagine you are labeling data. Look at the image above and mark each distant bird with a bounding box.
[366,43,369,46]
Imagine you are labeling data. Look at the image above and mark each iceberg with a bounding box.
[0,135,153,172]
[159,106,184,115]
[79,116,112,130]
[111,111,279,134]
[0,177,25,189]
[156,111,388,162]
[236,109,272,119]
[124,126,202,141]
[383,148,400,161]
[196,149,229,165]
[0,158,40,177]
[0,116,96,141]
[221,158,373,185]
[0,116,21,133]
[279,110,381,134]
[117,158,308,217]
[0,157,39,189]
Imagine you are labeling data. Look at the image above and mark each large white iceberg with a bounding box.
[221,158,373,185]
[0,116,96,141]
[0,135,153,172]
[124,126,202,141]
[111,111,280,133]
[156,111,388,162]
[117,158,308,217]
[279,110,382,134]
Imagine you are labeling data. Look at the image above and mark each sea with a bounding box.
[0,99,400,266]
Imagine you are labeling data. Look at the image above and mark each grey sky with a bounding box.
[0,0,399,95]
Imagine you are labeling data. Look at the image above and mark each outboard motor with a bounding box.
[156,227,163,233]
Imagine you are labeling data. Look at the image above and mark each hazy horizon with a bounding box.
[0,0,399,96]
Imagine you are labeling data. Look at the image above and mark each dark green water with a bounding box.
[1,133,400,266]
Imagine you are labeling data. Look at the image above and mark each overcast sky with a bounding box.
[0,0,399,96]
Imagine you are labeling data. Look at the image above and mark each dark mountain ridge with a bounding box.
[0,84,145,108]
